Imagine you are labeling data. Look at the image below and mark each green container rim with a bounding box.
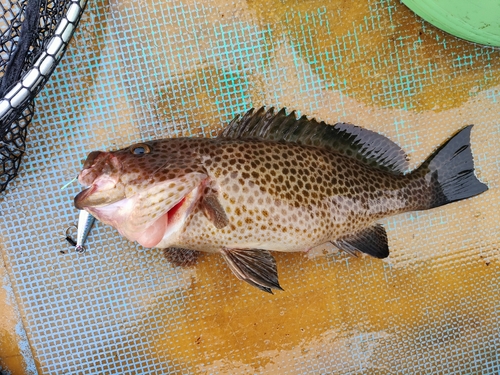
[402,0,500,47]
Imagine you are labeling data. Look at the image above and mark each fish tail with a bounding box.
[415,125,488,209]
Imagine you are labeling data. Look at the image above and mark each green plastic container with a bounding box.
[402,0,500,47]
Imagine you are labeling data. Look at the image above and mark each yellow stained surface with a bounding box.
[0,0,499,373]
[143,251,498,373]
[0,249,29,375]
[247,0,500,112]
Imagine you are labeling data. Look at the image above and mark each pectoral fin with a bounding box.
[220,248,283,293]
[201,192,229,229]
[333,224,389,259]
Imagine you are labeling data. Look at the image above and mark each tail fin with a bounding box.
[417,125,488,209]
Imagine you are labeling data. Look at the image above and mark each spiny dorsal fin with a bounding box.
[219,107,409,174]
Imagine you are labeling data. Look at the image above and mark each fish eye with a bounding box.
[129,143,151,155]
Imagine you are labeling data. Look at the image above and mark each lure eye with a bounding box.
[129,143,151,155]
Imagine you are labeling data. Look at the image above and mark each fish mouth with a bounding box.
[74,182,126,209]
[74,152,125,209]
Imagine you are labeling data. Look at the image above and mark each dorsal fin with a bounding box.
[219,107,409,174]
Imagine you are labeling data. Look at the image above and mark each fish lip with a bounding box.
[74,181,127,209]
[74,185,96,209]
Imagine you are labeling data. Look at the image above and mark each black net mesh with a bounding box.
[0,0,86,192]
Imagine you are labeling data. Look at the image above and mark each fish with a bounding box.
[74,107,488,293]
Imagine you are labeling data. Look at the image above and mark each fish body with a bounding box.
[74,107,488,292]
[164,137,419,253]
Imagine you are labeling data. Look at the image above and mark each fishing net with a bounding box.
[0,0,87,192]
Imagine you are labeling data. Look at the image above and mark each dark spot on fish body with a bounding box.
[251,171,259,179]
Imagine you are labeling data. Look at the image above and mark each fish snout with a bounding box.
[78,151,122,187]
[74,152,125,209]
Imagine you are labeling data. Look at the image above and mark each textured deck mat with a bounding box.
[0,0,499,373]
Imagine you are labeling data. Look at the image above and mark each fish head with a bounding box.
[74,139,207,248]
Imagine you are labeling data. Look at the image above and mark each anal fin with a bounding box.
[201,192,229,229]
[220,248,283,293]
[333,224,389,259]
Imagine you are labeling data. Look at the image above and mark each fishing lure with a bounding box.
[75,209,95,253]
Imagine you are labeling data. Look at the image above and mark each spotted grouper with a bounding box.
[74,107,488,292]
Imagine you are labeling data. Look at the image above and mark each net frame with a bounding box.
[0,0,87,192]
